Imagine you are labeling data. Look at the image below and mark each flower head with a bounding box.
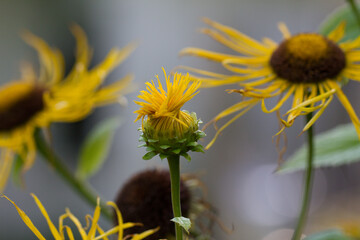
[0,25,135,191]
[179,18,360,148]
[2,194,158,240]
[114,169,191,240]
[134,69,205,161]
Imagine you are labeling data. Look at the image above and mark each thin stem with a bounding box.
[34,130,113,221]
[347,0,360,29]
[292,113,314,240]
[167,156,183,240]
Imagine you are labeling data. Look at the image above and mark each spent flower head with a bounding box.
[0,25,135,192]
[134,68,205,161]
[114,169,191,240]
[179,18,360,148]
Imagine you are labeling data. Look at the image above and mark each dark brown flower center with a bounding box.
[0,82,46,131]
[270,33,346,84]
[114,169,191,240]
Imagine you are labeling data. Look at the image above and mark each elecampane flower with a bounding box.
[179,18,360,149]
[2,194,158,240]
[0,25,136,191]
[134,69,204,161]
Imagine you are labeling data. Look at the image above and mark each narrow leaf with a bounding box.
[76,117,122,179]
[171,217,191,233]
[278,124,360,173]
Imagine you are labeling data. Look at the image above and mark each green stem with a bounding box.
[347,0,360,29]
[167,156,183,240]
[34,130,113,221]
[292,113,314,240]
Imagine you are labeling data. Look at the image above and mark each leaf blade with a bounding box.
[76,117,122,179]
[278,124,360,173]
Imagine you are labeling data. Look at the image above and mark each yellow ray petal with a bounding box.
[179,47,239,62]
[327,21,346,42]
[2,195,46,240]
[31,193,62,240]
[278,22,291,39]
[130,227,160,240]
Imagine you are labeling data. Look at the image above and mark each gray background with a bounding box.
[0,0,357,239]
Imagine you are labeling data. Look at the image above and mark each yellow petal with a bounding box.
[31,193,62,240]
[2,195,46,240]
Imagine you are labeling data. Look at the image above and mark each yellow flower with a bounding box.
[134,69,204,161]
[2,194,158,240]
[0,25,136,191]
[179,18,360,149]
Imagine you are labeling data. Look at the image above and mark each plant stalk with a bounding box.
[34,130,113,221]
[291,113,314,240]
[167,155,183,240]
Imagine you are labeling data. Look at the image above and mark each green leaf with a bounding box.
[171,217,191,233]
[319,3,360,42]
[143,151,157,160]
[304,229,352,240]
[12,154,24,187]
[278,124,360,173]
[76,117,122,179]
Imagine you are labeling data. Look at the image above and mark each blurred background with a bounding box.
[0,0,359,239]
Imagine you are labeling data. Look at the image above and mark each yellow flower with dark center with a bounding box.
[2,194,158,240]
[0,25,136,191]
[134,69,204,161]
[179,18,360,149]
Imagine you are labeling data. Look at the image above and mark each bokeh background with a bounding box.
[0,0,359,239]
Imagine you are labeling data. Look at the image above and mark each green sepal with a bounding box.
[137,143,147,148]
[172,149,181,154]
[195,130,206,138]
[187,142,198,147]
[147,139,159,143]
[159,153,168,160]
[143,151,157,160]
[160,145,171,149]
[146,146,156,152]
[181,152,192,162]
[192,145,205,153]
[139,136,145,142]
[178,138,187,143]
